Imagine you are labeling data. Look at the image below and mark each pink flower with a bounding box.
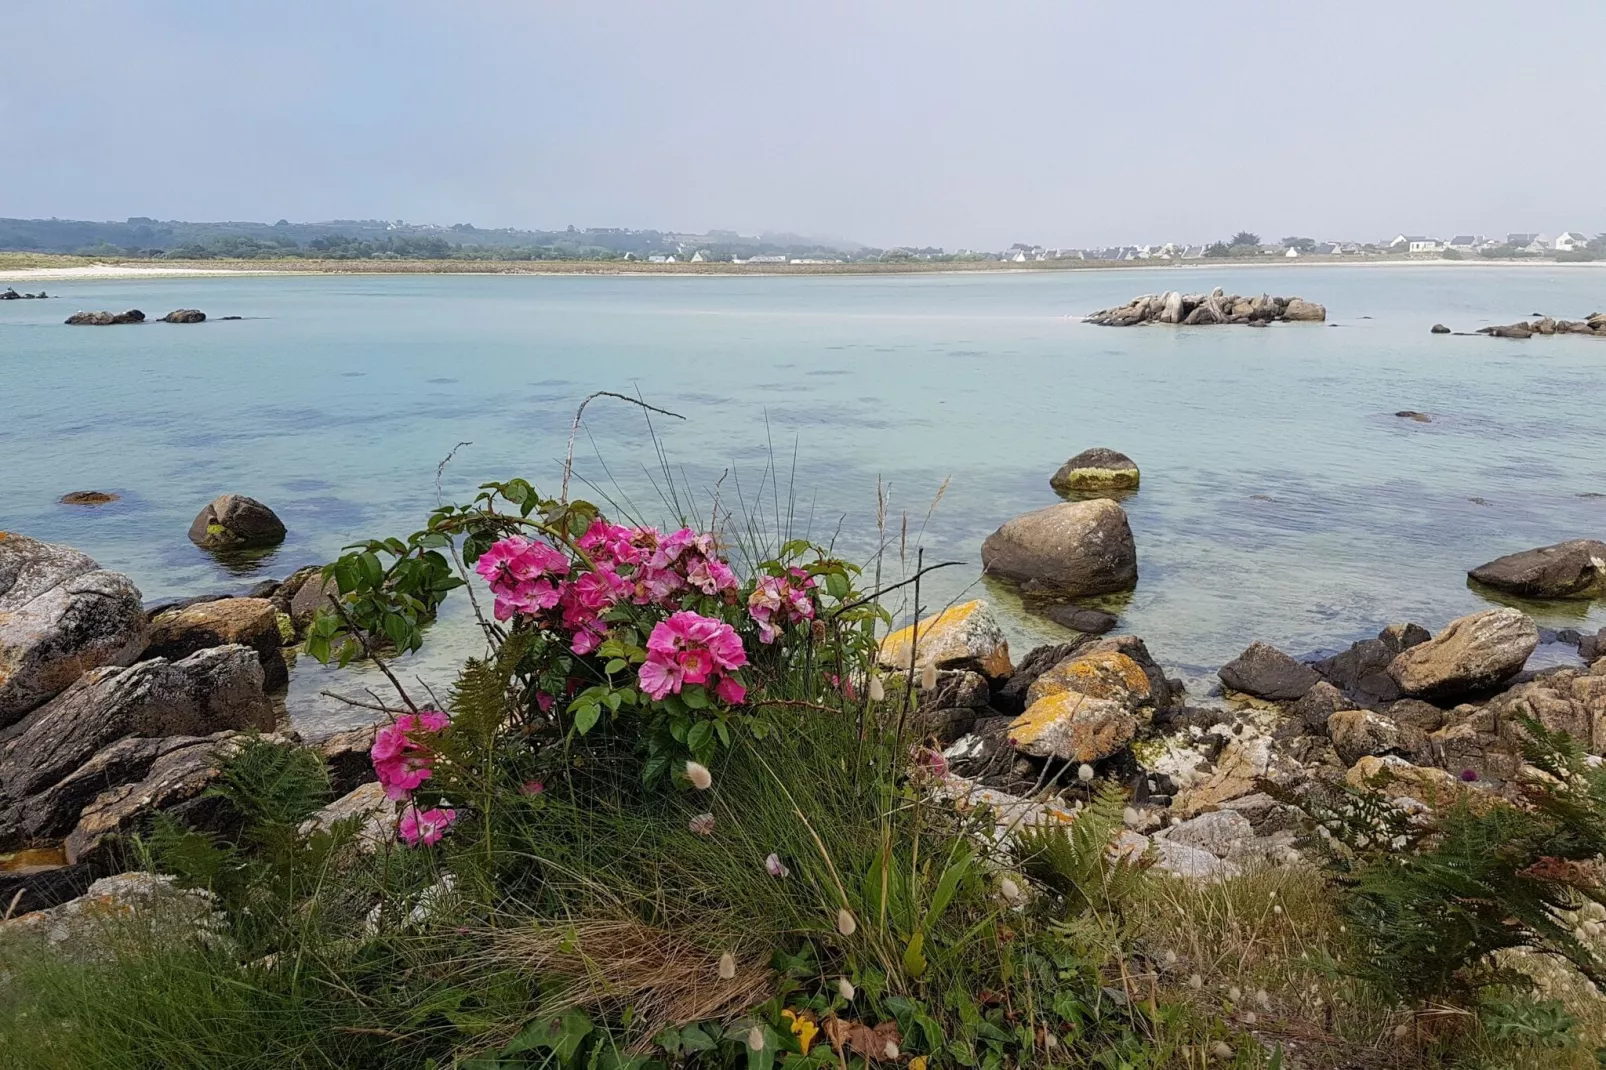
[370,709,450,801]
[578,520,641,566]
[398,804,457,847]
[536,693,555,714]
[476,536,570,621]
[639,655,685,700]
[639,611,747,703]
[649,528,696,569]
[747,571,817,644]
[686,556,738,595]
[715,675,747,704]
[521,779,544,796]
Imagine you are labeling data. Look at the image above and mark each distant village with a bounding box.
[633,230,1604,265]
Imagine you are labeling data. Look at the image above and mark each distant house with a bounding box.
[1446,235,1481,251]
[1180,244,1206,259]
[1312,242,1342,255]
[746,254,788,264]
[1554,232,1591,252]
[690,250,708,262]
[1506,233,1539,246]
[647,255,669,264]
[1390,235,1444,254]
[1284,247,1299,258]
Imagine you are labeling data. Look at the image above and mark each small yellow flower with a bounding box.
[781,1009,818,1055]
[910,1058,928,1070]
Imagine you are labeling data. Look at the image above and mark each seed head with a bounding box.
[920,662,938,691]
[718,951,736,980]
[836,908,857,936]
[747,1026,765,1051]
[868,676,885,702]
[837,977,855,1001]
[1077,763,1095,783]
[685,761,713,790]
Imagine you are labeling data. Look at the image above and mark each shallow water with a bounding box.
[3,265,1604,733]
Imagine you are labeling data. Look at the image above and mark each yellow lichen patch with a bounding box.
[1006,691,1136,761]
[1025,650,1152,709]
[878,599,1012,676]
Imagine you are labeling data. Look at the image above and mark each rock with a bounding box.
[1218,641,1320,701]
[1480,323,1533,339]
[316,725,379,794]
[878,600,1013,677]
[1292,681,1354,730]
[161,309,206,324]
[58,491,119,505]
[0,534,149,728]
[1388,608,1538,699]
[1313,623,1431,704]
[145,597,288,690]
[1580,628,1606,662]
[910,707,981,747]
[1430,324,1451,334]
[1152,839,1241,880]
[980,498,1138,596]
[1156,810,1255,858]
[66,734,257,866]
[1326,708,1407,766]
[1394,410,1431,422]
[1468,540,1606,599]
[1041,605,1118,634]
[1049,447,1140,495]
[1005,692,1136,762]
[0,647,273,829]
[1484,668,1606,755]
[300,781,395,852]
[1345,755,1466,806]
[1083,634,1174,708]
[187,494,287,550]
[0,856,96,917]
[2,872,217,955]
[64,309,145,326]
[287,569,336,627]
[924,669,991,709]
[1282,298,1326,322]
[1025,649,1155,711]
[1387,699,1447,733]
[994,641,1090,713]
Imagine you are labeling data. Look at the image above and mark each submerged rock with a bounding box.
[58,491,120,505]
[1387,608,1538,699]
[187,494,286,550]
[1050,447,1140,495]
[1041,605,1118,634]
[1468,539,1606,599]
[1430,323,1451,334]
[0,534,149,728]
[981,498,1138,596]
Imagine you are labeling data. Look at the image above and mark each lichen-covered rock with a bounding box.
[1468,540,1606,599]
[1327,708,1409,766]
[1388,608,1538,698]
[1345,755,1467,807]
[878,600,1013,677]
[1218,641,1320,701]
[64,309,145,325]
[1050,447,1140,495]
[145,597,288,690]
[0,533,149,728]
[1005,692,1136,762]
[994,641,1091,712]
[1484,667,1606,755]
[187,494,286,551]
[1024,649,1155,711]
[980,499,1138,597]
[1,872,218,956]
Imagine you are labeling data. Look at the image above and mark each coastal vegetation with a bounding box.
[6,433,1606,1069]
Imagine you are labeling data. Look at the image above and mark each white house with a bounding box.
[1555,232,1591,252]
[1390,235,1444,254]
[1447,235,1482,251]
[690,250,708,262]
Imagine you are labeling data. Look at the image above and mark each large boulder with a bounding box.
[981,498,1138,596]
[1024,649,1156,711]
[1049,448,1140,495]
[1484,667,1606,755]
[1467,540,1606,599]
[1218,641,1320,701]
[145,597,288,690]
[1326,708,1409,766]
[1387,608,1538,699]
[1282,298,1326,322]
[0,534,149,728]
[187,494,287,550]
[161,309,206,324]
[0,646,273,828]
[878,600,1013,677]
[1004,692,1136,762]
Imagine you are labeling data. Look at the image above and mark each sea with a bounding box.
[3,264,1604,734]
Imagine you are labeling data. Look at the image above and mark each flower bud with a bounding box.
[765,853,790,878]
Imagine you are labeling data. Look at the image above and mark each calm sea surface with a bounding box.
[4,265,1604,733]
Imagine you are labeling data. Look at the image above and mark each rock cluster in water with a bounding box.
[64,308,212,325]
[1,287,49,300]
[1474,312,1606,339]
[1085,288,1325,326]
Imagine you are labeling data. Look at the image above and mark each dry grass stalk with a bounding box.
[474,915,775,1042]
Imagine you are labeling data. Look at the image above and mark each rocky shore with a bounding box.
[1473,312,1606,339]
[1085,288,1325,326]
[5,461,1604,925]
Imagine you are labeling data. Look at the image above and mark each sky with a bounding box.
[3,0,1603,250]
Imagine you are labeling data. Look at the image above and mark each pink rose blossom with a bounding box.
[398,804,457,847]
[639,611,747,703]
[370,710,449,801]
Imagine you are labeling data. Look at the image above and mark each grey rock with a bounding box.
[1468,540,1606,599]
[187,494,286,550]
[1313,623,1431,703]
[1282,298,1326,321]
[981,498,1138,597]
[0,534,149,728]
[160,309,206,324]
[1292,681,1354,730]
[1050,447,1140,495]
[145,597,288,690]
[1327,708,1407,766]
[1041,605,1118,634]
[64,309,145,325]
[1218,641,1321,701]
[1388,608,1539,699]
[1430,324,1451,334]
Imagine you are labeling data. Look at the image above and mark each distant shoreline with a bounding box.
[4,253,1604,282]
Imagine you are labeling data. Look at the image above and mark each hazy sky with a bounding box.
[4,1,1602,249]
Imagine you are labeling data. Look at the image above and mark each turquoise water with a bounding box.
[3,265,1604,733]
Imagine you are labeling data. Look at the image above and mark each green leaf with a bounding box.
[682,685,709,710]
[573,704,601,735]
[922,845,974,932]
[679,1024,716,1052]
[825,572,850,599]
[903,930,928,979]
[687,720,714,754]
[502,1009,592,1060]
[604,658,627,675]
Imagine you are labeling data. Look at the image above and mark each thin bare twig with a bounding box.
[325,594,419,713]
[561,391,686,503]
[830,560,965,617]
[318,690,404,714]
